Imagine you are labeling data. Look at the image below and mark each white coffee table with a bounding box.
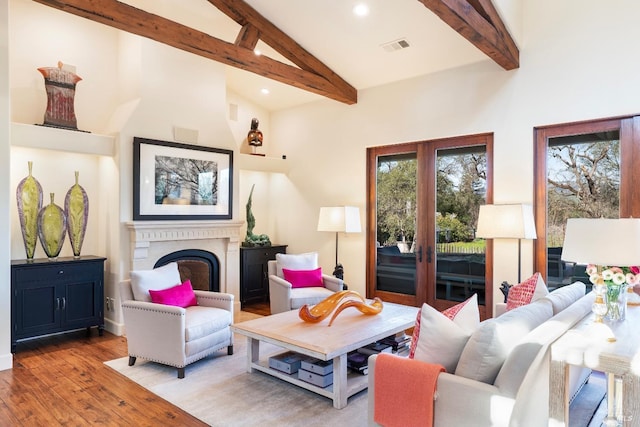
[232,301,418,409]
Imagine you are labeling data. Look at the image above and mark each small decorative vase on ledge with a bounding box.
[65,171,88,258]
[37,193,67,261]
[605,283,627,322]
[16,161,43,261]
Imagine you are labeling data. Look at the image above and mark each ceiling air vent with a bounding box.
[381,38,410,53]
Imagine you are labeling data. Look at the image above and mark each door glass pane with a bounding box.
[546,132,620,290]
[435,146,487,305]
[375,153,417,295]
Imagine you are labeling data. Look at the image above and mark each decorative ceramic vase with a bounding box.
[65,171,88,258]
[16,161,43,261]
[605,283,627,322]
[37,61,82,130]
[37,193,67,260]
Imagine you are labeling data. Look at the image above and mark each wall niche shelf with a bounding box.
[238,153,289,174]
[11,122,115,157]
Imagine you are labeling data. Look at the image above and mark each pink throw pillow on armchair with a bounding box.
[149,279,198,308]
[282,267,324,288]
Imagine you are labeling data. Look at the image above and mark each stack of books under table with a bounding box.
[347,332,411,375]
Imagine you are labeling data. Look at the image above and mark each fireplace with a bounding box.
[154,249,220,292]
[126,220,243,310]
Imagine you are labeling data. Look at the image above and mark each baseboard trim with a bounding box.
[0,352,13,371]
[105,318,125,336]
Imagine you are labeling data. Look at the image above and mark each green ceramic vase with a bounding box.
[16,161,43,260]
[38,193,67,260]
[65,171,89,258]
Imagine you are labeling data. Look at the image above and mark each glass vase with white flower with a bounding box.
[586,265,640,321]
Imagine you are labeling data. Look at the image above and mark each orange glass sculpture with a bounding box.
[328,297,384,326]
[298,290,384,326]
[298,290,364,323]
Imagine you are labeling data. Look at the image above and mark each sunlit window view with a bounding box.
[546,132,620,290]
[375,146,487,304]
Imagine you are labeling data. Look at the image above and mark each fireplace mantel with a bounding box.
[126,220,243,250]
[125,220,243,311]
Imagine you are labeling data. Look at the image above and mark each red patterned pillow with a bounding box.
[408,294,479,359]
[282,267,324,288]
[149,279,197,308]
[505,272,548,311]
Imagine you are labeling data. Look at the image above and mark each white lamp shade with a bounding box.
[476,204,537,239]
[317,206,361,233]
[561,218,640,266]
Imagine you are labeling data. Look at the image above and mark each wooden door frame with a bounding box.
[366,133,493,319]
[533,115,640,282]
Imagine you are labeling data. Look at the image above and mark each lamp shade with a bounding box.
[476,204,537,239]
[561,218,640,266]
[317,206,361,233]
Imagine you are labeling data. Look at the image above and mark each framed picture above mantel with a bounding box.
[133,137,233,220]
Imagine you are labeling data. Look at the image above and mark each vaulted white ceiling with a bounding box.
[42,0,522,111]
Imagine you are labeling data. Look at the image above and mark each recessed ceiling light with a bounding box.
[353,3,369,17]
[261,88,270,95]
[254,49,262,56]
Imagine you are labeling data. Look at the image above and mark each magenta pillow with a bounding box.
[149,279,197,308]
[282,267,324,288]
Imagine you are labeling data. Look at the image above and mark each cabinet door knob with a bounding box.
[58,270,64,275]
[61,297,66,310]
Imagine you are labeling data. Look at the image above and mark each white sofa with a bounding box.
[368,281,593,427]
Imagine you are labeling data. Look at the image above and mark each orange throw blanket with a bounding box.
[374,353,445,427]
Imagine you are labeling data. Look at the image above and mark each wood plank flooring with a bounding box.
[241,301,271,316]
[0,310,259,427]
[0,330,205,427]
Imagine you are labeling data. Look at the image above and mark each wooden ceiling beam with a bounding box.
[418,0,519,70]
[207,0,356,104]
[33,0,357,105]
[235,24,260,50]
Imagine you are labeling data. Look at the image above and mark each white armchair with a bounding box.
[119,262,234,378]
[268,252,344,314]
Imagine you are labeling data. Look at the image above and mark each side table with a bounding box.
[549,305,640,426]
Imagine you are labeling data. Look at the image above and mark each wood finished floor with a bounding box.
[0,310,259,427]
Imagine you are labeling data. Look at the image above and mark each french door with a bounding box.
[366,133,493,319]
[534,115,640,285]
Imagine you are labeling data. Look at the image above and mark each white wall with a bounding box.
[267,0,640,302]
[0,0,13,371]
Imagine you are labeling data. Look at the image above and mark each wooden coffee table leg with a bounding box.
[332,353,348,409]
[246,337,260,373]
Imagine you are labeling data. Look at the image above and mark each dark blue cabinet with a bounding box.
[11,256,106,352]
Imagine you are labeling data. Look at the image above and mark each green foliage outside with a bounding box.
[376,150,486,250]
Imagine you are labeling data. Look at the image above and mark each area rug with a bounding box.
[105,334,368,427]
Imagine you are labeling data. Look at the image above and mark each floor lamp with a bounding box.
[476,204,537,292]
[317,206,361,280]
